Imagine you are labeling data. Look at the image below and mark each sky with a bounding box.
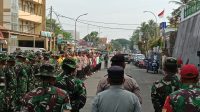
[46,0,179,41]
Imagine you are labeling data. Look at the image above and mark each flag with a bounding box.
[158,10,164,18]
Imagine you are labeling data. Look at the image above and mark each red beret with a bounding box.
[180,64,199,79]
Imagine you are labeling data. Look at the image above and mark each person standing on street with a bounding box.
[97,54,142,103]
[92,66,141,112]
[151,57,180,112]
[55,58,87,112]
[104,53,109,69]
[163,64,200,112]
[21,64,72,112]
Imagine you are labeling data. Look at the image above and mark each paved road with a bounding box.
[81,64,163,112]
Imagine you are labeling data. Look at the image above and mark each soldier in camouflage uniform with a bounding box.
[0,53,7,111]
[21,64,72,112]
[4,55,17,111]
[151,57,180,112]
[55,58,87,112]
[26,53,37,90]
[163,64,200,112]
[0,76,6,112]
[14,52,28,111]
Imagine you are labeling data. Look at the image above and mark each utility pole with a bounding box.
[49,6,53,51]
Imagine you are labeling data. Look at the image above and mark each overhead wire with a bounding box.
[54,11,137,31]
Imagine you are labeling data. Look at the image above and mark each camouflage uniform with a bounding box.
[4,64,16,111]
[0,54,8,111]
[14,54,28,111]
[163,64,200,112]
[0,77,6,112]
[151,75,180,112]
[21,64,72,112]
[151,57,180,112]
[55,58,87,112]
[163,84,200,112]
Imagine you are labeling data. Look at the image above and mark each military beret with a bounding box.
[180,64,199,79]
[107,66,124,79]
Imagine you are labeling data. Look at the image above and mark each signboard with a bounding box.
[160,22,167,29]
[57,34,63,44]
[41,31,52,38]
[10,35,17,39]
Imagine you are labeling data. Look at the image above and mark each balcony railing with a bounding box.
[184,1,200,19]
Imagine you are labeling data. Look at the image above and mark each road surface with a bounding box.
[81,64,163,112]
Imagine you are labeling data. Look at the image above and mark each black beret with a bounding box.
[107,66,124,79]
[111,54,125,62]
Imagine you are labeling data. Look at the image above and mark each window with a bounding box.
[19,0,22,10]
[35,41,44,48]
[18,40,33,47]
[30,3,35,14]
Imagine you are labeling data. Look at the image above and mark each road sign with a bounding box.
[160,22,167,29]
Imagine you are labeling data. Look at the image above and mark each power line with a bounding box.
[55,12,136,31]
[78,19,140,26]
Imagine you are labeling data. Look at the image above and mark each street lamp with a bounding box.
[75,13,88,50]
[143,11,158,38]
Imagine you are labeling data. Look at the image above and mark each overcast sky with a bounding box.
[46,0,179,41]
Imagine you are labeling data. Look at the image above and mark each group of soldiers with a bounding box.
[151,57,200,112]
[0,49,106,112]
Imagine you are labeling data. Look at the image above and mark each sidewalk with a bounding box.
[80,68,107,112]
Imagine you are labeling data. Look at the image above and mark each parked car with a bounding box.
[132,54,145,66]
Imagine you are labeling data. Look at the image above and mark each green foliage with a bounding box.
[63,32,72,40]
[130,19,158,52]
[83,31,99,47]
[46,18,72,40]
[111,38,130,51]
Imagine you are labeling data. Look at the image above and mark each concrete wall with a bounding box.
[173,13,200,66]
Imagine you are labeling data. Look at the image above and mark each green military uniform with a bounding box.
[21,64,72,112]
[0,77,7,112]
[151,57,180,112]
[151,75,180,112]
[163,64,200,112]
[168,84,200,112]
[0,54,7,111]
[55,58,87,112]
[4,55,17,111]
[26,53,37,90]
[14,53,28,111]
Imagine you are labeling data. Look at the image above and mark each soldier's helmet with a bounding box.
[35,64,56,78]
[180,64,199,79]
[0,76,5,87]
[62,58,77,69]
[163,57,178,72]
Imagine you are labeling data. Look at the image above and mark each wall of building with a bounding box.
[0,0,3,26]
[173,12,200,66]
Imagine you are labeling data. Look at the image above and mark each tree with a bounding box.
[63,32,72,40]
[83,31,99,47]
[111,40,123,51]
[46,18,72,40]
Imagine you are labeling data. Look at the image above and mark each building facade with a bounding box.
[0,0,49,52]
